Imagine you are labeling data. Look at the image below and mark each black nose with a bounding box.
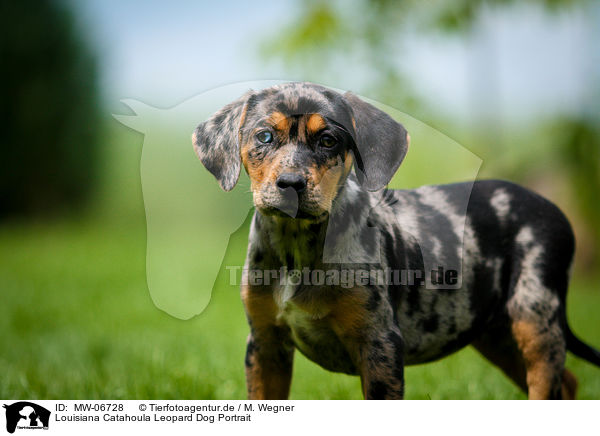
[276,172,307,193]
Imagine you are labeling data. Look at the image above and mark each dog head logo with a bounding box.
[3,402,50,433]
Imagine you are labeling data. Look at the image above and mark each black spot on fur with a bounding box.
[405,286,421,318]
[368,381,388,399]
[212,110,228,128]
[387,331,405,381]
[366,287,381,311]
[382,189,399,207]
[296,97,322,115]
[468,263,499,322]
[288,118,298,139]
[446,321,457,335]
[299,330,312,345]
[368,347,388,365]
[422,314,439,333]
[308,222,323,237]
[253,215,262,232]
[286,253,295,270]
[253,249,264,264]
[380,228,406,321]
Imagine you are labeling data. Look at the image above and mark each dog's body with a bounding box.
[193,82,600,399]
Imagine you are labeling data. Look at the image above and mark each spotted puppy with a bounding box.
[193,82,600,399]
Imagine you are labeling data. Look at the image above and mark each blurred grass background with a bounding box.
[1,0,599,399]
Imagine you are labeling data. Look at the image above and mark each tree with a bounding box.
[0,0,101,218]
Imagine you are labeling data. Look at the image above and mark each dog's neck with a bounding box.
[254,209,329,270]
[252,176,375,270]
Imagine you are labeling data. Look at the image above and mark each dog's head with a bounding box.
[193,82,409,220]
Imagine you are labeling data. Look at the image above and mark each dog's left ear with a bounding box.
[192,91,254,191]
[343,92,409,191]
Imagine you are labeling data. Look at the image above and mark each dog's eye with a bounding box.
[256,130,273,144]
[320,135,337,148]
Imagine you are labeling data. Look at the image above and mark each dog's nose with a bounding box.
[276,172,307,193]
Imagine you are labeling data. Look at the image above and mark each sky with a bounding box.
[69,0,598,124]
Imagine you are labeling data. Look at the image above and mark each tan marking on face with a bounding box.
[307,157,344,211]
[268,111,290,132]
[512,320,561,399]
[241,140,296,209]
[264,147,291,185]
[343,151,353,176]
[241,143,268,188]
[306,114,326,135]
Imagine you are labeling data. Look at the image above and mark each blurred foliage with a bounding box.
[261,0,600,272]
[0,0,101,219]
[553,117,600,269]
[261,0,585,108]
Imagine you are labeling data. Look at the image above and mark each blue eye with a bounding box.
[256,130,273,143]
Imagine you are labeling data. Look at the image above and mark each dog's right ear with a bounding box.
[192,91,254,191]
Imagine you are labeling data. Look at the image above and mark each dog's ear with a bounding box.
[192,91,254,191]
[343,92,409,191]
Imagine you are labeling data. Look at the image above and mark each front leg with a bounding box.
[245,326,295,399]
[241,282,294,399]
[330,288,405,399]
[357,329,405,399]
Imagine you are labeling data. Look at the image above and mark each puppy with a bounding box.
[193,82,600,399]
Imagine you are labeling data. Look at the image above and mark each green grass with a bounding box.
[1,213,599,400]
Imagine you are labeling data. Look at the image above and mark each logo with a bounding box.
[3,402,50,434]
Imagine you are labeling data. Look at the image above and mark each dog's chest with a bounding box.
[274,279,327,331]
[274,280,357,375]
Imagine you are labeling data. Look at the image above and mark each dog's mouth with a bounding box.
[270,187,300,217]
[256,197,328,221]
[254,186,330,221]
[258,205,327,221]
